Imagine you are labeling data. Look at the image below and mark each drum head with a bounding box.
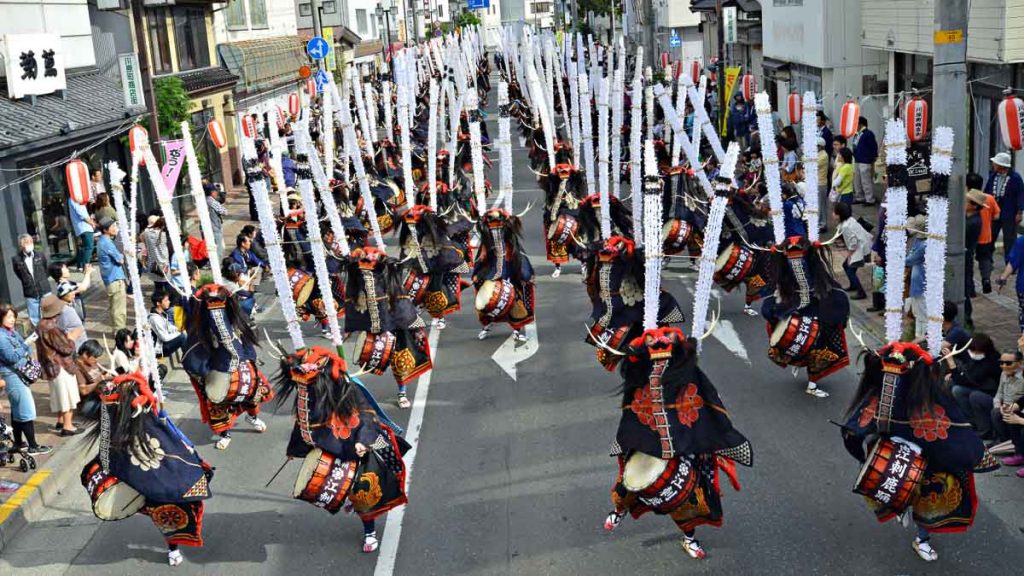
[94,480,143,521]
[714,244,737,271]
[622,452,668,492]
[769,319,791,346]
[353,332,369,360]
[294,448,325,498]
[205,370,231,404]
[475,280,497,311]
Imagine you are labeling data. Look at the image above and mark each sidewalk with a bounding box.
[0,185,256,549]
[835,197,1022,351]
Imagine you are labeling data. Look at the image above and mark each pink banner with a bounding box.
[160,139,187,194]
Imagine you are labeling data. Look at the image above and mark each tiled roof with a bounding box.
[168,66,239,97]
[0,71,138,154]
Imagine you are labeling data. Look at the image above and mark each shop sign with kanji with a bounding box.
[3,33,67,99]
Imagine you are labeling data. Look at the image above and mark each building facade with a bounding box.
[0,0,143,305]
[861,0,1024,172]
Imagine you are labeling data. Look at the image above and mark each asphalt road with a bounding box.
[3,76,1024,576]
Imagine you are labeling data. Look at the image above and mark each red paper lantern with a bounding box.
[306,77,317,96]
[276,106,287,129]
[288,93,300,117]
[242,115,255,139]
[998,93,1024,150]
[128,124,148,165]
[690,60,701,84]
[673,61,681,81]
[207,119,227,150]
[741,75,756,101]
[787,92,802,125]
[659,52,669,70]
[65,159,90,206]
[839,99,861,139]
[904,96,929,143]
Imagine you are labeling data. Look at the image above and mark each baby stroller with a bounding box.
[0,414,36,472]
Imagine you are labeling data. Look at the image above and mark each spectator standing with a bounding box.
[11,234,51,326]
[984,152,1024,261]
[148,290,187,359]
[68,194,96,272]
[36,295,81,435]
[905,215,928,339]
[74,339,106,420]
[48,262,91,322]
[97,217,128,332]
[55,281,88,349]
[816,112,833,157]
[141,215,171,294]
[0,304,49,454]
[997,231,1024,331]
[281,151,298,188]
[781,183,806,237]
[726,95,750,149]
[966,177,999,294]
[831,148,855,206]
[206,184,227,252]
[867,203,887,313]
[92,193,117,225]
[833,202,872,300]
[946,333,1001,439]
[89,169,106,201]
[964,184,983,299]
[815,137,830,234]
[851,117,879,205]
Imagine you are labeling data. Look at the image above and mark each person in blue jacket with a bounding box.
[985,151,1024,262]
[852,116,879,205]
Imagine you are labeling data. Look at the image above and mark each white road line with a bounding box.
[491,323,539,381]
[679,278,751,364]
[373,323,441,576]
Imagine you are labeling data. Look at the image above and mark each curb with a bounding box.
[0,427,94,554]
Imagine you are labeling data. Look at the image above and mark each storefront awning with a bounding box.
[0,71,143,158]
[218,36,308,98]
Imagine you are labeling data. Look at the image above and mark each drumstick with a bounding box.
[265,458,292,488]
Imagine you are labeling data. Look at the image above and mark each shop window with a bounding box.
[226,0,247,30]
[323,1,336,14]
[249,0,268,29]
[173,7,211,71]
[299,3,311,17]
[146,8,173,74]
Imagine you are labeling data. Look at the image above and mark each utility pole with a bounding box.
[130,0,160,153]
[933,0,968,306]
[646,0,656,68]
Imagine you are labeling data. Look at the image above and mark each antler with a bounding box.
[937,339,973,364]
[515,201,534,219]
[848,322,878,356]
[584,324,626,356]
[697,298,721,341]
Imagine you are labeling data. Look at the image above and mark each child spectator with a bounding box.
[74,339,106,420]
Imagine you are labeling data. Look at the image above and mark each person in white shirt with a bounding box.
[148,289,187,358]
[833,201,873,300]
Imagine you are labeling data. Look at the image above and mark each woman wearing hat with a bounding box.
[965,173,1000,295]
[984,151,1024,260]
[36,294,81,435]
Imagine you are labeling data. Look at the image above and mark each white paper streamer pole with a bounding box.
[800,91,821,241]
[365,84,379,143]
[181,121,223,284]
[670,72,686,165]
[336,79,350,179]
[883,119,910,342]
[579,72,596,194]
[654,84,715,200]
[693,143,740,348]
[611,47,625,199]
[495,80,514,211]
[396,56,416,211]
[642,140,663,330]
[266,103,291,215]
[754,92,786,244]
[683,76,726,163]
[339,91,386,251]
[693,75,707,146]
[382,81,394,141]
[107,161,162,394]
[644,67,654,142]
[597,76,612,239]
[322,85,335,172]
[567,44,582,167]
[304,89,351,256]
[925,126,954,356]
[351,68,375,160]
[295,146,343,345]
[466,90,488,213]
[553,48,571,138]
[630,47,644,244]
[241,130,305,349]
[526,61,557,170]
[427,79,439,211]
[137,141,191,291]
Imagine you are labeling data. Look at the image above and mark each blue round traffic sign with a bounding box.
[306,37,331,60]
